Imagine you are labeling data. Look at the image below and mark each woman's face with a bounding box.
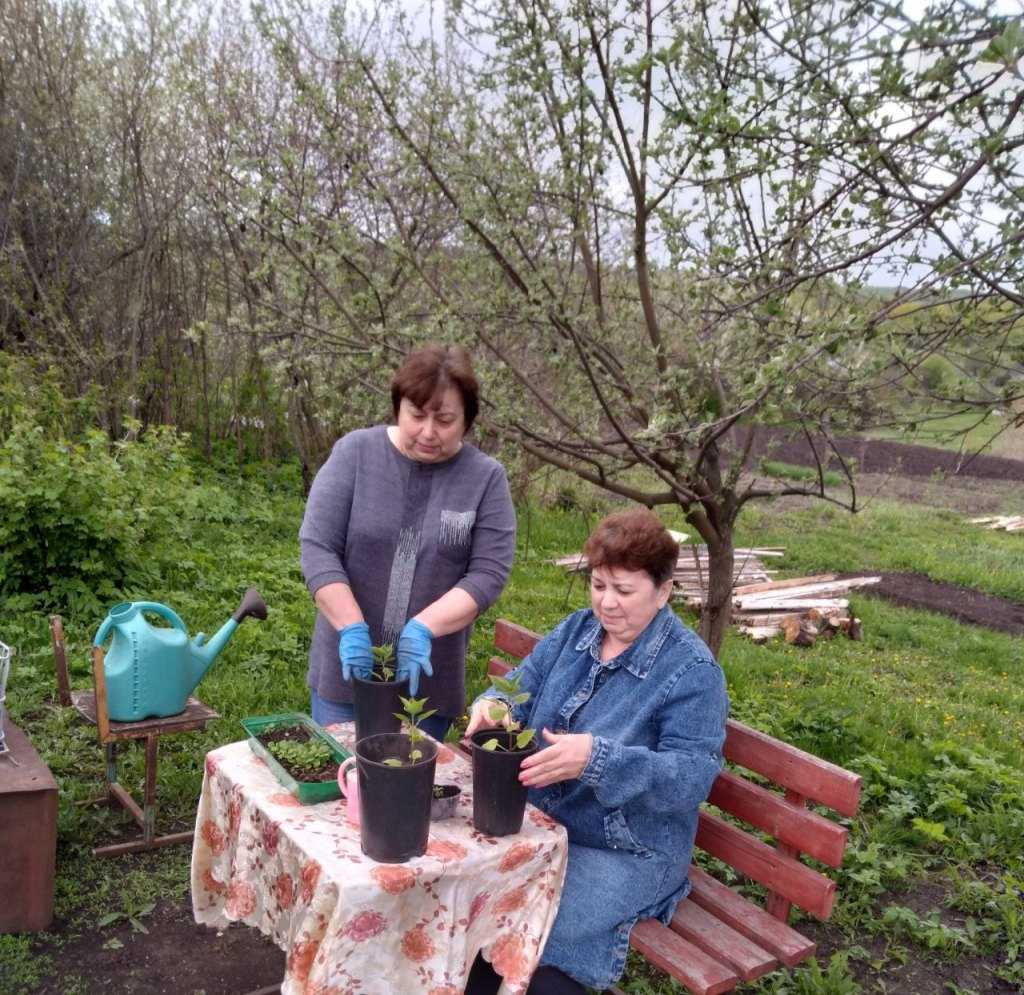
[590,565,672,647]
[394,386,466,462]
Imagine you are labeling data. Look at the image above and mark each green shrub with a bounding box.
[0,421,197,612]
[0,358,200,613]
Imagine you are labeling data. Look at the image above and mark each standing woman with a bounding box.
[299,345,516,740]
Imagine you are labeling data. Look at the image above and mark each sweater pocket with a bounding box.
[437,509,476,561]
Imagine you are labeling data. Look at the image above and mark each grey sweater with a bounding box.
[299,426,516,716]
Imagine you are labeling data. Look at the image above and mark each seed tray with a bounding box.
[241,711,351,804]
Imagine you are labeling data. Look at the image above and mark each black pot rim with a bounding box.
[352,673,410,688]
[355,732,438,769]
[469,728,538,757]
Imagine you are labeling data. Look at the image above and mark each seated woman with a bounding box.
[464,508,729,995]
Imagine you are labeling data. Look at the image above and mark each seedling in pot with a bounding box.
[481,674,535,752]
[371,643,396,682]
[382,696,436,766]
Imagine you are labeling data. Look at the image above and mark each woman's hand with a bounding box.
[338,621,373,682]
[519,729,593,788]
[464,698,513,738]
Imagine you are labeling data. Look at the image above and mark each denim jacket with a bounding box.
[480,605,729,987]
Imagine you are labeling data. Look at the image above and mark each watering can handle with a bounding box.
[93,602,190,647]
[133,602,189,634]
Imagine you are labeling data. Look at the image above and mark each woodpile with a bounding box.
[729,574,879,645]
[970,515,1024,532]
[552,547,879,647]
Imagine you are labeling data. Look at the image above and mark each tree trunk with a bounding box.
[697,530,734,659]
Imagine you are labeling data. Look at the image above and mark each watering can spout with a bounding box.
[188,588,268,686]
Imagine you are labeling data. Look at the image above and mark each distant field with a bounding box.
[869,408,1024,461]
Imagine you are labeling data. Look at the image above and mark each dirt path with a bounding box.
[842,571,1024,637]
[756,430,1024,482]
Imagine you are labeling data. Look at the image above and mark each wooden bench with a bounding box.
[485,619,862,995]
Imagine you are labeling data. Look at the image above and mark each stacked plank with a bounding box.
[551,546,783,604]
[730,574,880,645]
[672,547,783,605]
[970,515,1024,532]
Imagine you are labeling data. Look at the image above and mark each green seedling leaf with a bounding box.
[102,938,124,950]
[97,912,121,928]
[487,703,508,722]
[382,758,402,767]
[129,917,149,934]
[479,671,535,749]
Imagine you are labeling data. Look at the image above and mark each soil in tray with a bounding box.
[256,724,340,784]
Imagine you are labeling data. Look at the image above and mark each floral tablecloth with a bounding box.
[191,723,568,995]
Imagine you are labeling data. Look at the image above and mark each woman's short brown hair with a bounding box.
[391,344,480,430]
[583,508,679,586]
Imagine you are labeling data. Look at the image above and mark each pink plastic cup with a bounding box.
[337,756,361,826]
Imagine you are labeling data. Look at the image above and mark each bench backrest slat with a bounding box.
[494,619,543,660]
[706,771,848,868]
[695,812,837,920]
[722,722,861,818]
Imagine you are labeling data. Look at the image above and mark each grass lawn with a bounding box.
[1,470,1022,994]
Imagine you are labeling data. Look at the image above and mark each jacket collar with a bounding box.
[575,605,675,679]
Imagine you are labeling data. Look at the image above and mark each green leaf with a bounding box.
[911,817,949,842]
[481,738,499,751]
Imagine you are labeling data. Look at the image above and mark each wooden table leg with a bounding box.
[143,733,159,844]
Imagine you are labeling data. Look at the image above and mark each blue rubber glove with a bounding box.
[397,619,434,697]
[339,621,373,683]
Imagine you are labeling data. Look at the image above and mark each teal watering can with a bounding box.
[93,589,267,721]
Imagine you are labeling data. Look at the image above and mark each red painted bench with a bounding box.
[484,619,862,995]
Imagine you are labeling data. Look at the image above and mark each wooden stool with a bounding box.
[50,615,219,857]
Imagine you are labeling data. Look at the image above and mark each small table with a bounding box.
[191,723,568,995]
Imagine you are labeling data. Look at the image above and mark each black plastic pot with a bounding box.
[470,729,538,836]
[355,733,437,863]
[352,674,410,745]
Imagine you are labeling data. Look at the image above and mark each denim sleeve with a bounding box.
[299,433,358,596]
[579,657,728,813]
[454,464,516,611]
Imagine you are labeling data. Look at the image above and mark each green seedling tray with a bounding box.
[241,712,351,805]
